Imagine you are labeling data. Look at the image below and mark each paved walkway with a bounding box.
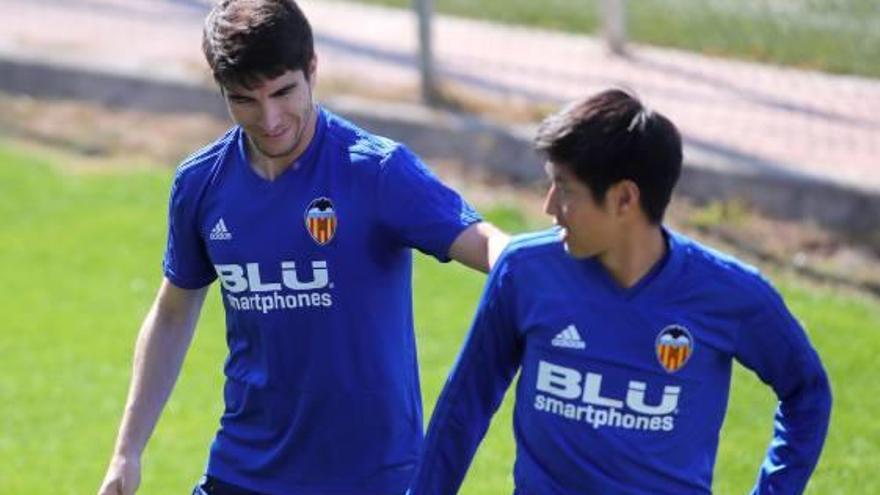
[3,0,879,194]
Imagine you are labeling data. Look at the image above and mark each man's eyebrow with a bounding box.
[270,83,298,97]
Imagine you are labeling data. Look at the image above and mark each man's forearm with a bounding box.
[111,284,205,459]
[449,222,510,273]
[753,368,832,494]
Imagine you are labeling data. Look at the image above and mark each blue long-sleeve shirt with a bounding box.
[410,228,831,495]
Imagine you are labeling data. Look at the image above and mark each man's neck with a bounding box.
[597,224,667,289]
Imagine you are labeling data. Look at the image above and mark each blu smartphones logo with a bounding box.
[533,360,680,431]
[214,261,333,313]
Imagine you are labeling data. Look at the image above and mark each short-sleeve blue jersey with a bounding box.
[163,107,481,495]
[410,228,831,495]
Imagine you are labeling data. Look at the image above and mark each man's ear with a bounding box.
[307,56,318,86]
[612,180,641,218]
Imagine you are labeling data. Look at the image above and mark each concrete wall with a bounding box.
[2,56,878,246]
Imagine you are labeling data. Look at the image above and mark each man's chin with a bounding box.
[254,141,298,159]
[562,240,593,259]
[558,229,582,257]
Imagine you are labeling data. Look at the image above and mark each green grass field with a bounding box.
[1,140,878,493]
[354,0,880,78]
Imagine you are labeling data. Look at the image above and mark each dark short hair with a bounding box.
[535,89,682,224]
[202,0,315,89]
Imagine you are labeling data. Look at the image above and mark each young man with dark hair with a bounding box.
[408,89,832,494]
[97,1,507,494]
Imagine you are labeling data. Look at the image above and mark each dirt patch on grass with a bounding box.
[0,93,229,167]
[2,91,878,297]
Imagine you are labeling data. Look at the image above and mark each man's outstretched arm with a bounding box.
[98,279,209,495]
[449,222,510,273]
[409,250,521,495]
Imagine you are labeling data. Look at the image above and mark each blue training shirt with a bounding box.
[163,107,481,495]
[410,228,831,495]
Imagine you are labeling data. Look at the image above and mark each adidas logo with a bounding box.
[551,324,585,349]
[209,218,232,241]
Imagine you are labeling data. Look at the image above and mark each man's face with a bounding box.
[223,64,316,162]
[543,161,617,258]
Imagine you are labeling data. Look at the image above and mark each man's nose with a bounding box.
[259,101,283,132]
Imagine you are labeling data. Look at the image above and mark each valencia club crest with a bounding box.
[304,197,337,245]
[655,325,694,373]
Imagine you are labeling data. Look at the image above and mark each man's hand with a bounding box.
[98,455,141,495]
